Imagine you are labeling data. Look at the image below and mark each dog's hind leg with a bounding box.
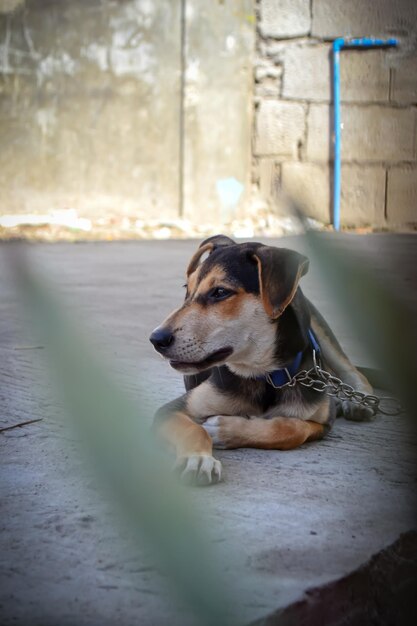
[307,299,375,421]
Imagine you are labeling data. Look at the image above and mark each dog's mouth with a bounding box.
[169,347,233,372]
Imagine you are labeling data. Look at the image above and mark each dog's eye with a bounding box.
[208,287,232,301]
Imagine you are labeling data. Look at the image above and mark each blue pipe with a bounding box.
[332,37,397,231]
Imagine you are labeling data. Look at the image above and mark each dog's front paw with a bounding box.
[203,415,245,449]
[202,416,228,448]
[337,400,376,422]
[174,454,222,486]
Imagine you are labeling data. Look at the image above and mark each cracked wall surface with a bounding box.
[0,0,185,220]
[254,0,417,228]
[0,0,254,227]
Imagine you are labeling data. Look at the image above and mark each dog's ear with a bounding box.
[186,242,213,276]
[199,234,235,249]
[186,235,235,277]
[252,247,309,319]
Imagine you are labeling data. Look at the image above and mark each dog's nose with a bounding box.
[149,327,175,351]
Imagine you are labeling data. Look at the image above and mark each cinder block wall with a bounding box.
[253,0,417,228]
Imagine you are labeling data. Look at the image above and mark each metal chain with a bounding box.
[265,351,403,416]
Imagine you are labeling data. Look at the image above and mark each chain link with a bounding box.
[265,352,403,416]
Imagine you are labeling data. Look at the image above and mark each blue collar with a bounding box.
[259,328,320,388]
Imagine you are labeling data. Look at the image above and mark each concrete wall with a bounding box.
[1,0,416,231]
[182,1,254,225]
[0,0,254,227]
[254,0,417,228]
[0,0,183,220]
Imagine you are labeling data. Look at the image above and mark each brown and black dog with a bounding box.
[150,235,373,485]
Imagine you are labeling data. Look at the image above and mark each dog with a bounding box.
[149,235,373,486]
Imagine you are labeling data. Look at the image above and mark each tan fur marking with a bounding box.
[226,295,278,377]
[187,381,254,420]
[253,254,274,318]
[186,242,213,277]
[187,264,201,296]
[158,411,213,457]
[218,290,246,318]
[195,265,227,295]
[208,416,324,450]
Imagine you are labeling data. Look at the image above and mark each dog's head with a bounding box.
[149,235,309,376]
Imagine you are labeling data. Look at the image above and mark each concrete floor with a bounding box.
[1,234,416,625]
